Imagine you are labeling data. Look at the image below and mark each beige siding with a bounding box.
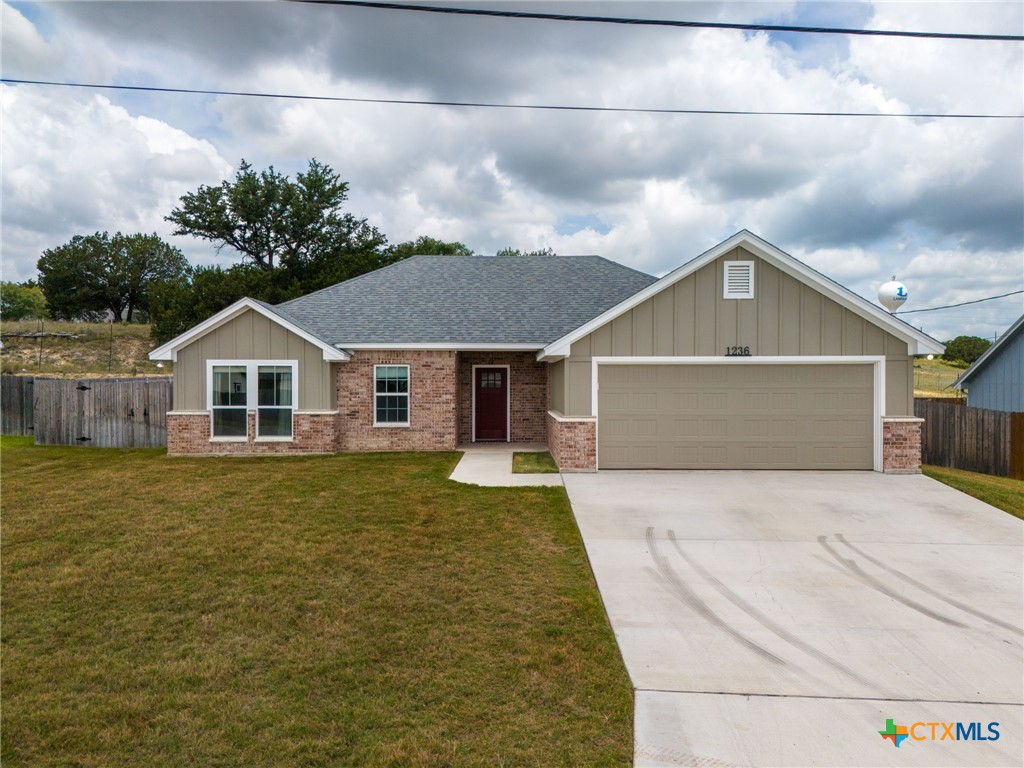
[557,248,913,416]
[173,309,334,411]
[548,359,565,413]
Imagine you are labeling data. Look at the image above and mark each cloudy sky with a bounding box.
[2,0,1022,341]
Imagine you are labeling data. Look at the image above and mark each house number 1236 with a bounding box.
[725,346,751,356]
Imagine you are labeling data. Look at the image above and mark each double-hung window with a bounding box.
[374,365,409,426]
[209,360,297,440]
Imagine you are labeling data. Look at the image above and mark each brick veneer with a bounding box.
[882,417,923,474]
[166,411,339,455]
[547,411,596,471]
[457,352,548,443]
[336,350,458,451]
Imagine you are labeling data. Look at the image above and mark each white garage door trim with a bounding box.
[591,356,886,472]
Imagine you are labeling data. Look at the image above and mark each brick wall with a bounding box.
[166,411,339,455]
[882,417,923,474]
[336,350,458,451]
[547,411,596,471]
[457,352,548,443]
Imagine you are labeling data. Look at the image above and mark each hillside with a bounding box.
[0,321,164,377]
[913,356,966,398]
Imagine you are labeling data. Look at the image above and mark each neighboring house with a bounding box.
[953,314,1024,411]
[150,230,944,472]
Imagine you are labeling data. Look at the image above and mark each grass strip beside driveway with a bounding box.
[923,464,1024,520]
[1,439,631,767]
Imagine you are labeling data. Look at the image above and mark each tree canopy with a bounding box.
[495,246,556,257]
[386,236,474,260]
[943,335,992,365]
[0,281,48,321]
[167,158,386,278]
[37,232,189,322]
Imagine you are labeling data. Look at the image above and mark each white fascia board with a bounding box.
[952,313,1024,390]
[334,342,544,351]
[148,297,349,363]
[538,230,945,359]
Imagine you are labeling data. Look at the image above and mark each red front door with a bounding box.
[474,367,508,441]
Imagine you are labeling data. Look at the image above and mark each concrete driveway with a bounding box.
[563,472,1024,767]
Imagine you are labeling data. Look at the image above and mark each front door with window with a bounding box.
[474,367,508,441]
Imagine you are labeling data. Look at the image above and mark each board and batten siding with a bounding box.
[557,248,913,416]
[173,308,335,411]
[965,330,1023,412]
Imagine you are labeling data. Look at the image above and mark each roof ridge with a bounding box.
[277,254,432,308]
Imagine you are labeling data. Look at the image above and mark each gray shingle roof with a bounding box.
[274,255,656,346]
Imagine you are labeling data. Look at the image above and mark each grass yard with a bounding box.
[913,356,965,398]
[923,464,1024,520]
[0,438,632,767]
[511,451,559,474]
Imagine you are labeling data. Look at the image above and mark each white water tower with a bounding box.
[878,276,908,312]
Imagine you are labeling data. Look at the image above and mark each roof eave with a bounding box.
[952,313,1024,389]
[539,230,946,360]
[148,297,349,363]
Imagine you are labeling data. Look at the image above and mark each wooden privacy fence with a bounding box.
[1,375,172,448]
[915,398,1024,480]
[1,375,34,436]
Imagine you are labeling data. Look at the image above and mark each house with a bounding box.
[149,230,944,472]
[952,314,1024,411]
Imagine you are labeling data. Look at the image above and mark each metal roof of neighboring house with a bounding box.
[953,313,1024,389]
[273,254,658,346]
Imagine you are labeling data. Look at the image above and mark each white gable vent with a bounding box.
[723,260,755,299]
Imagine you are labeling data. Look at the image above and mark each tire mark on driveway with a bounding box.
[667,531,880,692]
[835,533,1023,637]
[645,527,786,666]
[818,536,968,628]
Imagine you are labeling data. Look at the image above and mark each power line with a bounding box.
[4,79,1022,120]
[894,289,1024,314]
[287,0,1024,42]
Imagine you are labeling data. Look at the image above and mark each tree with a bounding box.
[387,236,474,260]
[0,281,48,320]
[167,158,387,277]
[149,264,273,342]
[943,335,991,365]
[495,246,556,257]
[37,232,189,321]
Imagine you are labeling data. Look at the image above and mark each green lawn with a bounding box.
[0,438,632,767]
[913,357,964,398]
[512,451,559,474]
[923,464,1024,520]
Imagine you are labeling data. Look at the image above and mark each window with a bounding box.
[723,261,755,299]
[212,365,247,437]
[374,365,409,426]
[257,365,294,437]
[208,360,297,440]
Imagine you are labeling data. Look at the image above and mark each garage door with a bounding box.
[598,364,873,470]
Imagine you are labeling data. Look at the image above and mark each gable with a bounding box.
[172,307,336,412]
[540,231,944,359]
[567,248,911,359]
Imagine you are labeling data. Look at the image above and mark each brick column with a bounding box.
[882,417,924,474]
[547,411,596,471]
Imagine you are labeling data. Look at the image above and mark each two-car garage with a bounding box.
[597,361,877,470]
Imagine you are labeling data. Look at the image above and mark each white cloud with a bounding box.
[1,1,1021,340]
[0,85,232,281]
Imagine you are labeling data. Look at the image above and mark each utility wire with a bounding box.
[4,79,1022,120]
[894,290,1024,314]
[287,0,1024,42]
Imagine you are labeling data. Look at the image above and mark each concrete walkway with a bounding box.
[448,443,564,487]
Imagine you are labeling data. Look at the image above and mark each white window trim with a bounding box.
[373,364,411,428]
[590,356,885,472]
[723,260,755,299]
[206,359,298,442]
[471,364,511,443]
